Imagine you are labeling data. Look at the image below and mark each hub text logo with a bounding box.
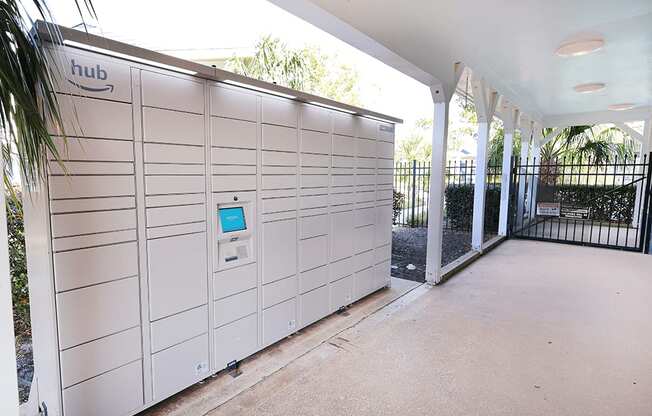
[67,59,115,93]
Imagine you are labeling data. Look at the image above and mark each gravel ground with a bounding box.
[391,227,473,282]
[16,337,33,403]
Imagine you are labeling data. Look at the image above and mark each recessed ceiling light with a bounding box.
[574,83,606,94]
[556,39,604,57]
[608,103,636,111]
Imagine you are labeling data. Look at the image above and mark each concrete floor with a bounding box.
[148,240,652,416]
[522,218,641,248]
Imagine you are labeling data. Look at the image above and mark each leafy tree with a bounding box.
[227,35,361,106]
[395,118,432,162]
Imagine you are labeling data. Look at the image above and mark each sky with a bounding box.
[44,0,437,141]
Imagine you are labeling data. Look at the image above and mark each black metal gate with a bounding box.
[509,153,652,252]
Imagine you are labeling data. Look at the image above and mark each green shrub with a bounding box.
[7,192,29,341]
[392,189,405,225]
[444,185,501,232]
[551,185,636,223]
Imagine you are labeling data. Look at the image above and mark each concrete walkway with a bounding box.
[151,240,652,415]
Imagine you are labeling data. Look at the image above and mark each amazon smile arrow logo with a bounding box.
[68,59,114,94]
[67,79,115,93]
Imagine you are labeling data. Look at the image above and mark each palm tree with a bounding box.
[1,0,96,190]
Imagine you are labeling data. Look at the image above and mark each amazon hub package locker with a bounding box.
[24,40,396,416]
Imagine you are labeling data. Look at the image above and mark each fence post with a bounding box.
[410,160,417,227]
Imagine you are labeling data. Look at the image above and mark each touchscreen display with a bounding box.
[219,207,247,233]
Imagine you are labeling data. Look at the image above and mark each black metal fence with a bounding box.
[393,159,503,232]
[509,154,652,252]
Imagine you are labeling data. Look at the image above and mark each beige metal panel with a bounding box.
[301,175,329,188]
[332,135,355,156]
[332,175,355,187]
[62,360,143,416]
[151,333,209,400]
[301,130,330,155]
[213,313,257,370]
[150,305,208,353]
[299,265,328,295]
[146,222,206,240]
[262,297,297,346]
[50,47,133,103]
[212,175,256,193]
[330,274,353,312]
[262,275,297,309]
[331,167,354,176]
[356,174,376,186]
[356,138,376,157]
[60,326,141,388]
[373,260,391,288]
[261,165,297,175]
[331,210,354,262]
[260,189,294,200]
[211,147,256,165]
[213,288,257,328]
[145,193,205,208]
[213,263,257,300]
[147,233,208,320]
[142,107,204,146]
[261,196,297,214]
[377,167,393,175]
[144,143,204,164]
[52,229,137,252]
[376,189,393,201]
[355,249,374,272]
[300,285,329,328]
[300,194,328,210]
[358,118,378,140]
[354,267,375,300]
[210,85,257,121]
[212,165,257,175]
[300,166,329,175]
[146,204,205,228]
[355,207,375,227]
[356,157,376,169]
[51,209,136,238]
[262,175,297,190]
[300,104,330,133]
[374,244,392,264]
[332,155,354,168]
[146,175,205,195]
[49,161,134,176]
[300,153,329,167]
[141,70,204,114]
[262,96,298,128]
[50,196,135,214]
[299,206,329,218]
[377,141,395,159]
[329,256,354,283]
[211,117,257,149]
[56,277,140,349]
[377,158,394,169]
[145,163,206,176]
[51,137,134,162]
[262,219,297,284]
[333,113,355,137]
[300,214,329,239]
[356,191,375,204]
[299,235,328,272]
[377,174,393,185]
[262,150,297,166]
[330,192,355,207]
[378,123,395,143]
[375,204,393,246]
[49,175,135,199]
[54,242,138,292]
[48,94,133,139]
[262,124,298,152]
[355,225,375,255]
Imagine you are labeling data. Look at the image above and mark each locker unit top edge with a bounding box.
[35,20,403,125]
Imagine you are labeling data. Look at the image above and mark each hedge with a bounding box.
[444,185,500,232]
[551,184,637,223]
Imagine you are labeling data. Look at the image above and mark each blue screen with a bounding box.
[219,207,246,233]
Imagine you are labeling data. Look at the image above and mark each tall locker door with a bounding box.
[46,47,145,416]
[140,69,210,401]
[375,122,396,289]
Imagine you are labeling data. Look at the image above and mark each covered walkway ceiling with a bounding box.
[270,0,652,126]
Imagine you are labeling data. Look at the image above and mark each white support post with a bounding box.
[0,160,19,415]
[528,126,543,219]
[516,118,532,227]
[471,77,498,251]
[498,105,518,236]
[624,121,649,228]
[425,65,463,284]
